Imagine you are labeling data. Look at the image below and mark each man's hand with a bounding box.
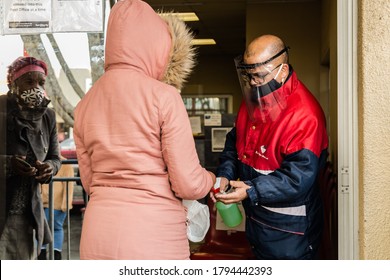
[35,160,53,183]
[10,155,37,177]
[214,180,250,204]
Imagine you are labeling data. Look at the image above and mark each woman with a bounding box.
[0,56,61,259]
[74,0,215,259]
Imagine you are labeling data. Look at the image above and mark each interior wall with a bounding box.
[321,0,338,166]
[245,0,339,167]
[246,1,321,100]
[325,0,339,257]
[328,0,338,167]
[184,1,334,163]
[182,55,242,113]
[183,1,323,116]
[359,0,390,260]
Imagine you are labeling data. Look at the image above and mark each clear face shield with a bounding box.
[234,47,289,122]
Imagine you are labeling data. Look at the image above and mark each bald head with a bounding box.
[244,35,288,66]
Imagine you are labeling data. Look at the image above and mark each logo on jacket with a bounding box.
[255,145,269,160]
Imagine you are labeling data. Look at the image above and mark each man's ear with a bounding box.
[281,64,289,82]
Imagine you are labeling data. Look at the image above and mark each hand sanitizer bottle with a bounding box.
[214,178,243,228]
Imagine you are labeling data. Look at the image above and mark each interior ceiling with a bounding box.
[144,0,319,57]
[144,0,247,57]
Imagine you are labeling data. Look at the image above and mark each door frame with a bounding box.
[337,0,359,260]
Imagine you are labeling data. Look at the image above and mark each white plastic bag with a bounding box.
[182,200,210,242]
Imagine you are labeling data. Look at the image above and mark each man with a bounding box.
[213,35,328,259]
[0,56,61,259]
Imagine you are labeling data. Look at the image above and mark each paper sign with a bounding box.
[2,0,51,34]
[189,116,202,135]
[204,113,221,126]
[1,0,103,35]
[52,0,103,32]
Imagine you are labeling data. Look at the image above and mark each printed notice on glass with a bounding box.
[52,0,103,32]
[189,116,202,136]
[204,113,222,126]
[1,0,103,35]
[3,0,51,34]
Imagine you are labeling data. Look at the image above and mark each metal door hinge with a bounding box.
[340,166,349,193]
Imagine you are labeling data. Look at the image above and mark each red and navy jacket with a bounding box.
[216,69,329,259]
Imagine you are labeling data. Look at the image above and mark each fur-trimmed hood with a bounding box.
[158,12,196,90]
[104,0,196,91]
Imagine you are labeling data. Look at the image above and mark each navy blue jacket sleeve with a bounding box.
[246,149,321,206]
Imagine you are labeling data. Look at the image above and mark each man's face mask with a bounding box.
[16,87,45,108]
[250,63,284,103]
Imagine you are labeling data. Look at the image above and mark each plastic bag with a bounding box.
[182,200,210,242]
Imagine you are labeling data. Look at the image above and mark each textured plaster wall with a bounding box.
[359,0,390,259]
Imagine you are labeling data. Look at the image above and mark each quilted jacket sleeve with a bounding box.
[160,91,214,200]
[73,118,92,195]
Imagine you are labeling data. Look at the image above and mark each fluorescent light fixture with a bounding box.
[178,12,199,21]
[160,12,199,21]
[191,39,217,45]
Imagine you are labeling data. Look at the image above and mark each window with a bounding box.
[182,95,233,116]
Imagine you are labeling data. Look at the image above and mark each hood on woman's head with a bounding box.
[159,12,197,91]
[104,0,196,91]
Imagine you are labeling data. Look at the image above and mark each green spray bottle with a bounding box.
[213,178,243,228]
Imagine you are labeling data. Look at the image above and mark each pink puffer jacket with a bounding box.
[74,0,214,259]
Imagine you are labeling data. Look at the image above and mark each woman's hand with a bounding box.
[10,155,37,177]
[209,177,229,202]
[35,160,53,183]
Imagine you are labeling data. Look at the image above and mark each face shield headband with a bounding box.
[236,46,290,70]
